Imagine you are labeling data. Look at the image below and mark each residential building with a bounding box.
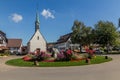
[7,39,23,54]
[55,33,80,51]
[0,30,8,52]
[47,42,56,49]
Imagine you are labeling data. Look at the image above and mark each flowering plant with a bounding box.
[40,52,51,60]
[57,53,66,61]
[22,54,35,61]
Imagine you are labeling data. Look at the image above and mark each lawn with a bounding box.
[5,55,112,67]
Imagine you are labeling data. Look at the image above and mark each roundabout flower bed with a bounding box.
[5,55,112,67]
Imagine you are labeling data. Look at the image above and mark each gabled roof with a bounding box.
[0,30,6,36]
[57,33,72,43]
[7,39,22,48]
[0,30,8,43]
[28,30,47,43]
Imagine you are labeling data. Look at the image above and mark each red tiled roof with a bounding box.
[7,39,22,48]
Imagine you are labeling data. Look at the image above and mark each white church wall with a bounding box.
[28,30,46,52]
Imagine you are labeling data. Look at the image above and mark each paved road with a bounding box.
[0,55,120,80]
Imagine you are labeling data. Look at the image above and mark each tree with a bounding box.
[81,26,94,45]
[113,31,120,48]
[71,20,93,52]
[94,21,119,53]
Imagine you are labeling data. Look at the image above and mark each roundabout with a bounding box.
[5,55,112,67]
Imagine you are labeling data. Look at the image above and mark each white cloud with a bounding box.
[41,9,55,19]
[10,13,23,23]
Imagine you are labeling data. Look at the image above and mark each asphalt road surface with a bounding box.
[0,55,120,80]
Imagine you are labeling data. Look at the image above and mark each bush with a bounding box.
[4,50,10,56]
[71,54,83,60]
[106,51,120,54]
[0,50,10,56]
[71,55,77,60]
[56,53,66,61]
[40,52,51,60]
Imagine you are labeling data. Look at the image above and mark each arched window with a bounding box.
[37,36,39,40]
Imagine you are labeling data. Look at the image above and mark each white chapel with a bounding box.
[27,11,46,52]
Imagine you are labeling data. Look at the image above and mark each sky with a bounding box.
[0,0,120,45]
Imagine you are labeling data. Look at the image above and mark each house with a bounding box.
[47,42,56,49]
[0,30,8,52]
[47,42,56,52]
[7,39,23,54]
[55,33,80,51]
[0,30,23,54]
[27,11,46,52]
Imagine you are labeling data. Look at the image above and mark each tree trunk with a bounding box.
[106,44,109,54]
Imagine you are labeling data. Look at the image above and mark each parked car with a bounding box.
[112,47,120,51]
[95,50,104,54]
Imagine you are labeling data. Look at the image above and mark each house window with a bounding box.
[37,36,39,40]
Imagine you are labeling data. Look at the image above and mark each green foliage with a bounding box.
[105,51,120,54]
[6,56,112,67]
[4,50,10,56]
[71,55,77,60]
[114,32,120,46]
[71,20,120,50]
[71,20,94,52]
[94,21,119,46]
[0,50,10,56]
[0,54,5,56]
[71,20,84,44]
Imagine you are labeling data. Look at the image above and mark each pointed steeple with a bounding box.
[35,11,40,32]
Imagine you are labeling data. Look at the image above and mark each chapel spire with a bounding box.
[35,8,40,32]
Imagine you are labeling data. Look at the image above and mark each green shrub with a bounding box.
[4,50,10,56]
[0,50,10,56]
[0,53,4,56]
[71,55,77,60]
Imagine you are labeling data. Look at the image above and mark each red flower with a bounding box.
[66,49,72,55]
[23,56,32,61]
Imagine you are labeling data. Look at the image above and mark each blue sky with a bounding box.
[0,0,120,45]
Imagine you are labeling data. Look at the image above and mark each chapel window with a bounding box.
[37,36,39,40]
